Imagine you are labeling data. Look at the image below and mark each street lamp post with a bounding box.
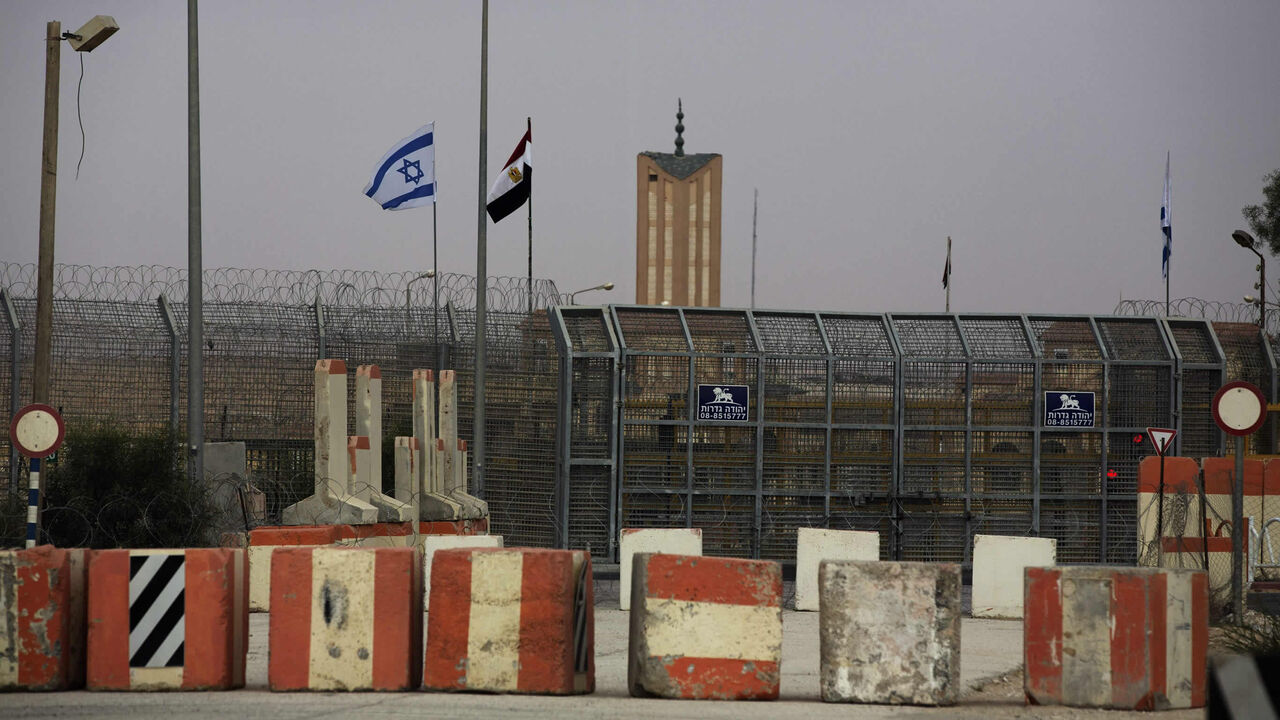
[32,15,119,407]
[566,282,615,305]
[1234,230,1265,331]
[405,270,436,335]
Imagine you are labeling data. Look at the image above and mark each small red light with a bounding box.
[1133,434,1145,444]
[1106,469,1118,478]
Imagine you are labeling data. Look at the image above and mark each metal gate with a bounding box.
[551,306,1274,565]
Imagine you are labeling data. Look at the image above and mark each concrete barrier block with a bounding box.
[794,528,878,611]
[281,359,378,526]
[618,528,702,611]
[87,548,247,690]
[269,547,422,691]
[971,534,1056,619]
[424,547,593,694]
[819,560,961,705]
[421,535,504,605]
[1025,566,1208,710]
[628,553,782,700]
[246,525,346,612]
[347,436,415,523]
[0,546,87,690]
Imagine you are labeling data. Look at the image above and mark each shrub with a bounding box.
[40,424,217,548]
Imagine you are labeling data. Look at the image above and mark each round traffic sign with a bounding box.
[1211,381,1267,437]
[9,403,65,458]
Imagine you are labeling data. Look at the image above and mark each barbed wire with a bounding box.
[1113,296,1279,333]
[0,263,562,312]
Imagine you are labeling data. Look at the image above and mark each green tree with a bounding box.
[1243,169,1280,255]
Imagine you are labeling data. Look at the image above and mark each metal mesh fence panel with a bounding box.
[1216,322,1273,454]
[755,313,826,355]
[692,425,754,492]
[971,362,1034,426]
[6,265,1265,572]
[451,310,560,549]
[567,464,611,556]
[832,359,894,424]
[830,428,892,496]
[960,317,1033,359]
[570,357,614,459]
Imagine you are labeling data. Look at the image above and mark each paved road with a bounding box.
[1,608,1039,720]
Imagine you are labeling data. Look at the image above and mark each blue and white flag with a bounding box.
[364,123,435,210]
[1161,152,1171,279]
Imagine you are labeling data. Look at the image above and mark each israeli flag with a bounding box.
[364,123,435,210]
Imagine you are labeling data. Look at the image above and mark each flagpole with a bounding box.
[750,188,758,309]
[474,0,488,497]
[433,196,440,376]
[526,116,532,315]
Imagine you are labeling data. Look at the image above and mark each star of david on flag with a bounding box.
[364,122,435,210]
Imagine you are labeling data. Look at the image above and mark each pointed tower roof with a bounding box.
[641,99,719,179]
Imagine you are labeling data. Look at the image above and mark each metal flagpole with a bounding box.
[1164,151,1171,317]
[750,188,757,309]
[433,197,439,375]
[527,116,532,316]
[474,0,488,497]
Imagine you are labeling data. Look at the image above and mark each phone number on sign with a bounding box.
[1045,416,1093,427]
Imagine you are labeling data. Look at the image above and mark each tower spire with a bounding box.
[674,98,685,157]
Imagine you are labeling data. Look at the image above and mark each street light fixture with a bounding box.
[567,281,614,305]
[1233,230,1265,330]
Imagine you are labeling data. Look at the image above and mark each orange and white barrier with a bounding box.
[618,528,702,611]
[86,548,247,690]
[0,546,87,690]
[1024,566,1208,710]
[269,546,422,691]
[424,547,593,694]
[247,521,490,611]
[628,553,782,700]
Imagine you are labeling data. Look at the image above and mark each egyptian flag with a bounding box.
[942,236,952,288]
[486,127,532,223]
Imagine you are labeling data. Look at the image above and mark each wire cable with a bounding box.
[75,53,86,180]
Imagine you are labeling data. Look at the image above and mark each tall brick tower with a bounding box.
[636,100,722,306]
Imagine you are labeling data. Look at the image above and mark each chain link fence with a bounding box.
[3,266,1276,568]
[0,263,562,549]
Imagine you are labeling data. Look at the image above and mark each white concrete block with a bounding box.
[820,560,962,705]
[795,527,879,611]
[971,534,1056,619]
[421,534,503,606]
[618,528,703,610]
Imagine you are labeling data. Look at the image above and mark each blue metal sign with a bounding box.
[1044,390,1095,427]
[697,384,749,422]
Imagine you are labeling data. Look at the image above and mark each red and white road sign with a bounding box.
[1146,427,1177,456]
[1211,381,1267,437]
[9,403,64,458]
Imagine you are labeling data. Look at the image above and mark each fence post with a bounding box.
[314,294,326,361]
[2,288,20,493]
[157,293,180,438]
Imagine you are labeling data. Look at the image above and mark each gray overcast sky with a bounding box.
[2,0,1278,314]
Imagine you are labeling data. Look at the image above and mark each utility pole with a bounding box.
[33,21,62,406]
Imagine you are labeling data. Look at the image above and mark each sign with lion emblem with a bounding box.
[1043,390,1095,427]
[697,384,749,422]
